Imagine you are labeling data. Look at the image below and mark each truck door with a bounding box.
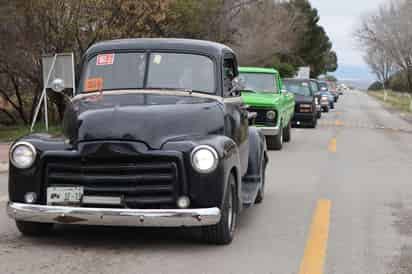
[223,54,249,175]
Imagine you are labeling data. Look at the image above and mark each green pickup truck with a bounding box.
[239,67,295,150]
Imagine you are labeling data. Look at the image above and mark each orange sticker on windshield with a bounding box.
[85,78,103,92]
[96,54,114,66]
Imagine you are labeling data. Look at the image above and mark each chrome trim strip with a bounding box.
[72,89,223,103]
[258,126,280,136]
[7,202,221,227]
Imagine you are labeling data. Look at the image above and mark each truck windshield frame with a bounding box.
[239,72,278,93]
[79,52,216,95]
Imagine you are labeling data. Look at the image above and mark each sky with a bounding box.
[310,0,388,83]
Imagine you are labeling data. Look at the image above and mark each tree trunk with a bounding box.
[407,67,412,94]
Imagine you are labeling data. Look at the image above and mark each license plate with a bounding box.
[47,186,83,205]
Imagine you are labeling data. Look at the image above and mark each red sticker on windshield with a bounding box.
[85,78,103,92]
[96,54,114,66]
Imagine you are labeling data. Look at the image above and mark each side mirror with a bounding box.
[229,77,245,96]
[51,78,65,93]
[50,78,72,102]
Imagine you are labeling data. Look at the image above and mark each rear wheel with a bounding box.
[283,121,291,143]
[202,174,238,245]
[16,221,53,236]
[267,122,283,150]
[330,103,335,109]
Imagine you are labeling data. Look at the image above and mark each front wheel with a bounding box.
[255,158,267,204]
[283,121,292,143]
[202,174,238,245]
[16,221,53,236]
[267,122,283,150]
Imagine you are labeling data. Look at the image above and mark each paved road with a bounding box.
[1,91,412,274]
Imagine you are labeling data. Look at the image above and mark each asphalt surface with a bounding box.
[1,90,412,274]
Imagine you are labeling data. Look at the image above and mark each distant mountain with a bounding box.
[331,64,375,89]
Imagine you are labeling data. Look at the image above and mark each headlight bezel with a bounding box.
[190,145,219,174]
[9,141,37,169]
[266,110,276,121]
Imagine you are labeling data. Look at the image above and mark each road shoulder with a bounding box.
[368,92,412,125]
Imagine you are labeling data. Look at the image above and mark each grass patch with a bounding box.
[368,90,412,113]
[0,124,62,142]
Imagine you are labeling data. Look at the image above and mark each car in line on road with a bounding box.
[310,79,330,113]
[239,67,295,150]
[6,38,269,245]
[283,78,319,128]
[319,80,338,104]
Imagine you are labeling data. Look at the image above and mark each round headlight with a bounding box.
[266,110,276,120]
[191,145,218,173]
[10,142,37,169]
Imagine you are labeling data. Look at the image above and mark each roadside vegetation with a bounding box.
[355,0,412,96]
[0,124,62,142]
[0,0,338,141]
[368,90,412,113]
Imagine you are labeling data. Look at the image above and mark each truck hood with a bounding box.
[241,91,280,108]
[63,91,225,149]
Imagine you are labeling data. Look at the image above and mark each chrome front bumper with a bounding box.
[7,202,221,227]
[258,126,280,136]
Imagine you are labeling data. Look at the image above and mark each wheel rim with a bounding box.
[280,124,283,144]
[227,184,236,233]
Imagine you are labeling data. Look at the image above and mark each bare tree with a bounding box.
[232,0,307,67]
[356,0,412,91]
[363,46,395,89]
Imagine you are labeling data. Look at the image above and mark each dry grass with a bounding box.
[0,124,62,142]
[368,90,412,113]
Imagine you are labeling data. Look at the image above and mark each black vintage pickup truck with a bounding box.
[7,39,268,244]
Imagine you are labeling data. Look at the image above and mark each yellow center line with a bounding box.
[328,137,337,153]
[298,199,332,274]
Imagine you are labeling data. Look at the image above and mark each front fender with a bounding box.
[163,135,242,209]
[8,134,70,203]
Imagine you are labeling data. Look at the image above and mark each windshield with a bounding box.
[80,52,215,94]
[239,73,277,92]
[283,81,312,96]
[81,52,146,92]
[310,81,319,93]
[318,82,329,91]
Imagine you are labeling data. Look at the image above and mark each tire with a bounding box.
[330,103,335,109]
[317,111,322,119]
[16,221,53,236]
[255,159,267,204]
[309,116,318,128]
[323,106,329,113]
[202,174,238,245]
[283,121,291,143]
[267,122,283,150]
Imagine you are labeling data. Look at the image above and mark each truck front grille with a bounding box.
[45,159,179,209]
[248,108,276,125]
